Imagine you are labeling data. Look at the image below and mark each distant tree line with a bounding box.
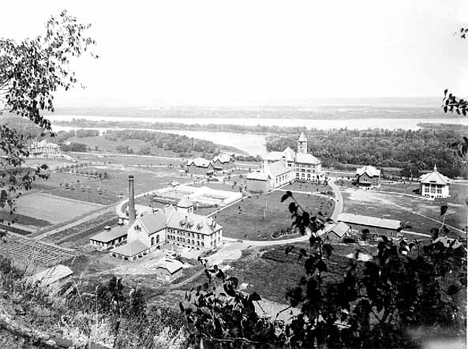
[104,129,219,155]
[267,128,467,178]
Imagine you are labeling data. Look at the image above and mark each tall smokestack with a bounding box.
[128,175,136,221]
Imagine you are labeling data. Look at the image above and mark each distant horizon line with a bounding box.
[53,96,445,110]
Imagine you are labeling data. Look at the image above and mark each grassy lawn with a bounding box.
[283,182,335,196]
[217,190,334,241]
[341,188,467,235]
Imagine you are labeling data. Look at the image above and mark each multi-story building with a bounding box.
[419,165,450,198]
[293,133,323,182]
[106,195,223,261]
[29,140,61,158]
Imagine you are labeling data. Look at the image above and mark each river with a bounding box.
[49,115,467,156]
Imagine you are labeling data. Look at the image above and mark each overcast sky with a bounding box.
[1,0,467,107]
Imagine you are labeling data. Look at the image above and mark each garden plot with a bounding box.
[154,185,242,207]
[2,193,103,229]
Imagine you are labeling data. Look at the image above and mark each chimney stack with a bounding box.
[128,175,136,221]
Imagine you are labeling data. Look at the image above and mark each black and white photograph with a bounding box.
[0,1,467,348]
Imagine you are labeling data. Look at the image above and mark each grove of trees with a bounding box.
[267,128,467,178]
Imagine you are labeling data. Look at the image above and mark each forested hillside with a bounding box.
[267,128,466,178]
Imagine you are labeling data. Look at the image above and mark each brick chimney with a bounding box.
[128,175,136,221]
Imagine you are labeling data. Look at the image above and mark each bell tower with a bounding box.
[297,132,307,154]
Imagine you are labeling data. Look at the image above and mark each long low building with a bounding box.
[337,213,401,231]
[90,225,128,250]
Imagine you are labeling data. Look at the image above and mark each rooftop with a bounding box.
[177,196,194,208]
[356,165,381,177]
[90,225,128,243]
[337,213,401,230]
[29,265,73,287]
[323,221,350,237]
[138,210,167,233]
[166,211,222,235]
[212,153,233,164]
[156,258,184,274]
[187,157,212,168]
[419,166,450,185]
[266,161,290,176]
[246,171,269,181]
[112,240,149,257]
[295,153,321,165]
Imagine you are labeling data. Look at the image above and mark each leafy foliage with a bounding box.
[183,193,466,348]
[267,128,466,178]
[0,10,97,209]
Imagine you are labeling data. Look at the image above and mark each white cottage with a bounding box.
[419,165,451,199]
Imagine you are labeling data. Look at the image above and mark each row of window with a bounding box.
[424,187,442,194]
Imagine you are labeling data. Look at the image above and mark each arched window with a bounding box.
[156,235,160,244]
[151,237,154,245]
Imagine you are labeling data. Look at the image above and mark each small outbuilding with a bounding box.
[90,225,128,250]
[28,265,73,291]
[111,240,149,261]
[322,222,351,241]
[155,258,184,282]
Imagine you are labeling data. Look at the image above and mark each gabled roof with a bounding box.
[419,169,450,185]
[338,213,401,230]
[264,148,296,162]
[356,165,381,177]
[156,258,184,274]
[266,161,291,177]
[283,147,296,161]
[263,152,284,162]
[323,222,350,237]
[166,211,222,235]
[246,171,269,181]
[298,132,307,142]
[138,211,167,234]
[187,157,212,168]
[90,225,128,243]
[177,196,194,208]
[29,265,73,287]
[295,153,321,165]
[112,240,149,257]
[212,153,233,164]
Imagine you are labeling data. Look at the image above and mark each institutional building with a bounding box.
[29,140,61,158]
[419,165,451,199]
[246,161,293,193]
[246,133,323,192]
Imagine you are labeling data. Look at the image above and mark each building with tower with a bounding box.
[260,133,323,183]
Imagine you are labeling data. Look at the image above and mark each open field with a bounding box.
[341,187,467,235]
[0,193,102,231]
[217,190,334,241]
[32,164,189,205]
